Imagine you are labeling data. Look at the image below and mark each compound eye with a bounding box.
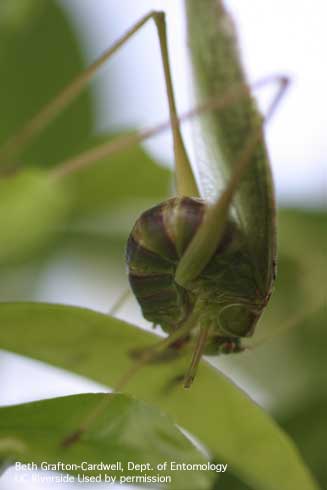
[218,304,260,337]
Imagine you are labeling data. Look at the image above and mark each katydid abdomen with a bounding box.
[126,196,266,355]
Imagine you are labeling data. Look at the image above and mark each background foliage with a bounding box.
[0,1,325,489]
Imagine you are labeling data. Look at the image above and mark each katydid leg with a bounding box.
[175,76,289,287]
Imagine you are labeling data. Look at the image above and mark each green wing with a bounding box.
[185,0,276,295]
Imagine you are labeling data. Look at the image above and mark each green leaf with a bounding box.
[0,0,94,167]
[0,302,319,490]
[0,0,43,35]
[0,170,70,264]
[277,208,327,309]
[279,395,327,489]
[213,469,251,490]
[0,394,213,490]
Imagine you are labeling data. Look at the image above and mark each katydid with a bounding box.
[0,3,288,445]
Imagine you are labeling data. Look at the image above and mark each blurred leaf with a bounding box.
[213,470,251,490]
[0,0,43,36]
[0,302,319,490]
[0,0,94,167]
[277,208,326,309]
[274,209,326,321]
[0,170,70,264]
[0,393,213,490]
[279,395,327,489]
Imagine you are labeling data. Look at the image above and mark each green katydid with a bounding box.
[0,2,288,444]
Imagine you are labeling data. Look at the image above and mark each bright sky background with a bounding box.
[1,2,326,488]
